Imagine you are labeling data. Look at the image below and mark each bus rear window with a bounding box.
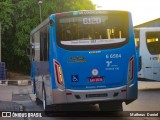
[56,12,129,50]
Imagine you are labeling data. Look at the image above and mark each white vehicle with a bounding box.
[134,27,160,81]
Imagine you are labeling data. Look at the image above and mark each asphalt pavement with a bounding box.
[0,80,160,118]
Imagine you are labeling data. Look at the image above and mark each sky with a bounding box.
[91,0,160,26]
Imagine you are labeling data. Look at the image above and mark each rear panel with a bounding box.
[49,10,137,104]
[58,48,130,90]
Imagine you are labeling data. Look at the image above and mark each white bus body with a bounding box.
[135,27,160,81]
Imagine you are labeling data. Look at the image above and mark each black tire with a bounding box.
[42,87,48,111]
[33,79,36,94]
[42,86,53,115]
[36,97,42,105]
[99,101,123,111]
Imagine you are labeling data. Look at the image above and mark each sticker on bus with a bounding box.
[68,56,86,63]
[71,75,79,82]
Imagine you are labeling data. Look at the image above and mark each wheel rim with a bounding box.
[42,89,46,110]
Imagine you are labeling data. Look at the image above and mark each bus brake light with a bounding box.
[56,13,62,17]
[128,56,134,82]
[54,60,64,85]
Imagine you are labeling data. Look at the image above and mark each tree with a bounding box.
[1,0,95,74]
[0,0,14,34]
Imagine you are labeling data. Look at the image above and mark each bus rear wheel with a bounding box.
[36,97,42,105]
[42,87,52,113]
[42,88,47,111]
[42,86,56,116]
[99,102,123,111]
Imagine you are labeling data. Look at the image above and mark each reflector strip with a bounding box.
[128,56,134,81]
[121,89,127,92]
[66,93,72,95]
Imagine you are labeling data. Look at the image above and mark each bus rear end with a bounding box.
[50,10,137,111]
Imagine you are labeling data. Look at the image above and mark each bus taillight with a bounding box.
[54,60,64,86]
[128,56,134,82]
[56,13,62,17]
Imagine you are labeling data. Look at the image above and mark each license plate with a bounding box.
[89,77,104,82]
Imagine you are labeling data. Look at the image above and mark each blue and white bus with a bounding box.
[30,10,137,112]
[134,27,160,81]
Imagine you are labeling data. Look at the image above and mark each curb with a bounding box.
[0,80,31,86]
[0,101,24,111]
[138,88,160,91]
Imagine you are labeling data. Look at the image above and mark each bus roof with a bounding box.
[30,10,130,36]
[30,18,49,35]
[134,27,160,30]
[54,10,130,16]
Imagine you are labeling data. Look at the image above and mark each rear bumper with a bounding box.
[65,85,127,103]
[52,82,137,104]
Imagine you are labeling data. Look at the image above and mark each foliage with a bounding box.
[0,0,14,33]
[1,0,95,74]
